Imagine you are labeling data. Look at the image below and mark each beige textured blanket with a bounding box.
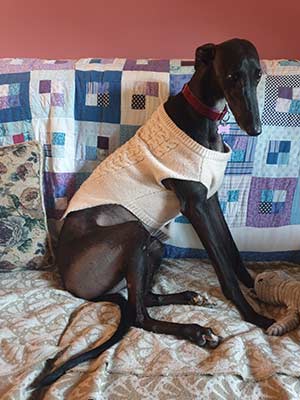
[0,259,299,399]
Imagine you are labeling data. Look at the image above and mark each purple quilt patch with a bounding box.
[39,80,51,93]
[146,81,159,96]
[32,59,75,70]
[278,87,292,99]
[246,177,297,227]
[43,172,76,218]
[51,92,64,107]
[124,59,169,72]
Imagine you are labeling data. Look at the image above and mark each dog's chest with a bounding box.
[207,134,225,152]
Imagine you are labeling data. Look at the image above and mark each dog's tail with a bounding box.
[32,293,130,388]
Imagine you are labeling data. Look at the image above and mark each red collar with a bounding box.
[182,84,228,121]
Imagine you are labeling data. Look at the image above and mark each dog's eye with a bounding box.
[255,69,262,81]
[227,72,240,82]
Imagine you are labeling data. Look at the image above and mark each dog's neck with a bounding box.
[164,68,226,152]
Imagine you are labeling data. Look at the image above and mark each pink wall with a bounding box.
[1,0,300,60]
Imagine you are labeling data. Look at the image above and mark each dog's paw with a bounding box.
[192,293,209,305]
[266,323,285,336]
[184,291,217,307]
[196,328,222,349]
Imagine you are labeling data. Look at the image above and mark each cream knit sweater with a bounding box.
[63,104,231,231]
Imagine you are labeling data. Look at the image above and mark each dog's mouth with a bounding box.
[230,109,262,137]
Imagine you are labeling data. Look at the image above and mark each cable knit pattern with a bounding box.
[255,271,300,335]
[63,104,231,231]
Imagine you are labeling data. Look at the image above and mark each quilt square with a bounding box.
[0,120,34,146]
[252,127,300,177]
[43,172,76,218]
[266,140,291,165]
[12,133,25,144]
[133,81,147,95]
[121,71,169,125]
[228,190,239,202]
[32,59,75,70]
[272,202,285,213]
[170,74,192,96]
[97,136,109,149]
[146,82,159,96]
[52,132,65,146]
[262,75,300,126]
[124,59,169,72]
[278,87,292,99]
[246,177,297,227]
[39,80,51,93]
[258,189,287,215]
[0,84,10,96]
[75,70,121,123]
[8,95,21,108]
[0,97,11,110]
[290,99,300,113]
[51,145,64,158]
[291,178,300,225]
[51,93,64,107]
[85,93,97,106]
[32,118,75,173]
[275,98,291,113]
[85,146,97,160]
[131,94,146,110]
[74,121,120,171]
[43,144,52,158]
[120,125,139,145]
[0,73,31,123]
[221,124,257,175]
[293,88,300,99]
[9,83,20,96]
[267,152,278,165]
[170,59,195,75]
[97,93,110,107]
[75,58,126,72]
[30,70,74,118]
[258,202,272,214]
[218,175,251,227]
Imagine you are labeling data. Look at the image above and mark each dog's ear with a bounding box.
[195,43,216,68]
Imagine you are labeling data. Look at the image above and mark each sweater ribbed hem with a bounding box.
[157,104,232,161]
[126,201,168,230]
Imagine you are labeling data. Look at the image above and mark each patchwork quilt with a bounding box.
[0,58,300,261]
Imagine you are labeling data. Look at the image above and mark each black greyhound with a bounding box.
[34,38,274,388]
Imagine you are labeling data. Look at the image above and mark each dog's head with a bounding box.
[194,38,262,136]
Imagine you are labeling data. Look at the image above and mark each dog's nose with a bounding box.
[245,123,262,136]
[248,127,262,136]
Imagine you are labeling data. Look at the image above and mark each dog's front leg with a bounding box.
[164,178,274,330]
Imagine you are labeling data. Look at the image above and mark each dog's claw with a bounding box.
[192,294,207,305]
[266,323,284,336]
[196,328,222,348]
[191,293,216,307]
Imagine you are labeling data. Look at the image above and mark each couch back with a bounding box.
[0,58,300,262]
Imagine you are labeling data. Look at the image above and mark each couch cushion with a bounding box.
[0,141,53,271]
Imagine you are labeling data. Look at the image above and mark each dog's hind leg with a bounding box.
[125,232,221,348]
[143,237,210,308]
